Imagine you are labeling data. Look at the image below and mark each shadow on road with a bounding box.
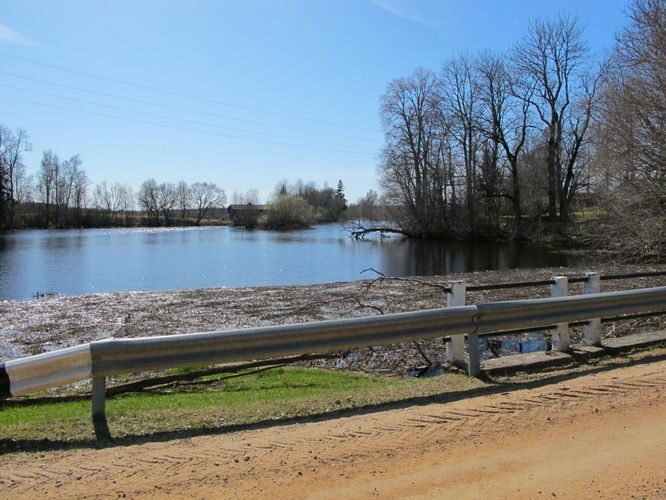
[1,349,665,455]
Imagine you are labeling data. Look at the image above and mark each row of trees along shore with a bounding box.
[372,0,665,261]
[0,139,228,229]
[0,133,350,230]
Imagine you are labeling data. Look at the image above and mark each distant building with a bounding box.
[227,203,267,228]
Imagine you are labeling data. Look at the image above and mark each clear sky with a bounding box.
[1,0,629,203]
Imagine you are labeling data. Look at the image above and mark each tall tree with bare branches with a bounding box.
[514,15,603,221]
[379,68,455,237]
[191,182,225,225]
[476,52,534,237]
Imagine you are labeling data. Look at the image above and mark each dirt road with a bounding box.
[2,359,666,499]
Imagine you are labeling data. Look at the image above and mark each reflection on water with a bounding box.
[380,238,579,276]
[0,225,591,300]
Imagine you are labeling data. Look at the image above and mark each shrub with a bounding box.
[258,195,318,229]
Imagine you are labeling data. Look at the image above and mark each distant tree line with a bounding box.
[0,130,349,232]
[0,137,227,229]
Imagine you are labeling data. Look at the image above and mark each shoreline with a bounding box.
[1,264,665,368]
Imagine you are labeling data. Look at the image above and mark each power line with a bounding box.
[0,71,377,143]
[26,100,378,157]
[0,51,380,132]
[0,83,376,152]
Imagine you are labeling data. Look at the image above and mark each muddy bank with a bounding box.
[1,265,665,371]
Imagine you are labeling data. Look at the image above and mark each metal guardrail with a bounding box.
[0,345,91,398]
[1,285,665,422]
[464,270,666,292]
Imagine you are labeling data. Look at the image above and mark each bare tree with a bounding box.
[379,68,454,237]
[514,15,601,221]
[93,181,128,225]
[0,127,31,227]
[117,184,134,226]
[0,126,12,227]
[72,166,88,225]
[441,54,482,235]
[60,154,83,226]
[476,51,534,237]
[244,189,260,205]
[588,0,666,260]
[191,181,226,225]
[348,189,380,221]
[14,167,33,206]
[177,180,191,221]
[37,150,59,227]
[232,189,261,205]
[157,182,178,226]
[137,178,160,225]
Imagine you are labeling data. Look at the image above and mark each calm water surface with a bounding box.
[0,225,590,300]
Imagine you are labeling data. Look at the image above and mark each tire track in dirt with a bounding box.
[1,362,666,498]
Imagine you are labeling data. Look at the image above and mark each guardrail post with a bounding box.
[550,276,569,351]
[583,272,602,345]
[92,375,106,420]
[446,282,467,370]
[467,330,481,378]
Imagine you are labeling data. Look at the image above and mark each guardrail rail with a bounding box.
[1,272,665,424]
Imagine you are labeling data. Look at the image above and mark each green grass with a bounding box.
[0,367,483,444]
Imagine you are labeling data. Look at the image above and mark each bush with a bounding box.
[258,195,318,229]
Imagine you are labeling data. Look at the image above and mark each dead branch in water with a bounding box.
[343,220,412,240]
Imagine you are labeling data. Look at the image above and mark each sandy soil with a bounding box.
[2,265,665,373]
[2,357,665,499]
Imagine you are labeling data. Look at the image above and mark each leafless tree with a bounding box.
[71,166,88,224]
[0,127,31,227]
[177,180,191,221]
[93,181,129,224]
[441,55,482,235]
[117,184,134,225]
[137,178,160,225]
[244,188,260,205]
[348,189,380,221]
[588,0,666,260]
[191,181,226,225]
[476,51,534,237]
[37,150,59,227]
[232,189,260,205]
[514,15,603,221]
[379,68,455,237]
[14,168,33,206]
[157,182,178,226]
[60,154,83,226]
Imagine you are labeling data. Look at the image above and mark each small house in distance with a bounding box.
[227,203,267,228]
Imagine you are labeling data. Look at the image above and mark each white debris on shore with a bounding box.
[1,265,664,371]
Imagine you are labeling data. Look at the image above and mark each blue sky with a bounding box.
[1,0,628,203]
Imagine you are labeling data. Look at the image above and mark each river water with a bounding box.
[0,225,590,300]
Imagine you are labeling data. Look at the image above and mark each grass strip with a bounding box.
[0,367,482,445]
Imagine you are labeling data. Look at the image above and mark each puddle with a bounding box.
[478,332,551,359]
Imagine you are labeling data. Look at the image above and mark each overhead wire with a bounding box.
[28,100,377,157]
[0,82,376,152]
[0,71,378,143]
[0,51,380,132]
